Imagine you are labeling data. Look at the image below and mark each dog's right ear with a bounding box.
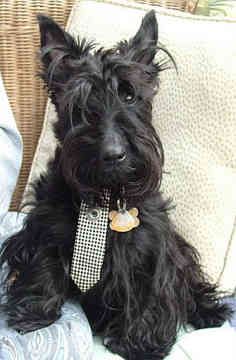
[127,10,158,65]
[37,14,74,67]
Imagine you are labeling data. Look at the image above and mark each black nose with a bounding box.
[102,144,126,163]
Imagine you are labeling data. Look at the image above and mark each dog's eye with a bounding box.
[118,81,135,104]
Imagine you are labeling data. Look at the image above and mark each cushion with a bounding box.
[92,323,236,360]
[24,0,236,293]
[164,324,236,360]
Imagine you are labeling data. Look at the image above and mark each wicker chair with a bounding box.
[0,0,198,210]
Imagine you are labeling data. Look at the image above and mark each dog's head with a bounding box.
[38,11,170,200]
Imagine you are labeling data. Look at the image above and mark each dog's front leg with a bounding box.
[104,306,177,360]
[99,208,179,360]
[0,210,71,333]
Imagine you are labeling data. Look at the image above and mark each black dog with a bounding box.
[0,11,231,359]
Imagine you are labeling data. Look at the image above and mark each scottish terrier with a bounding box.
[0,11,231,360]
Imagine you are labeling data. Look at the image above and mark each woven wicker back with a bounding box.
[0,0,74,210]
[0,0,194,210]
[137,1,198,12]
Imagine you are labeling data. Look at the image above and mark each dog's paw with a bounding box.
[104,338,165,360]
[192,302,233,329]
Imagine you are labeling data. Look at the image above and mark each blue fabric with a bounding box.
[0,301,93,360]
[0,75,23,223]
[0,215,94,360]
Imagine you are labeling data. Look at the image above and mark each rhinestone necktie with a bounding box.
[70,190,110,292]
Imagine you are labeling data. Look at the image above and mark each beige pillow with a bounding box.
[24,0,236,292]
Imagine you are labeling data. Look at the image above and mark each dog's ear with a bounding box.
[128,10,158,64]
[37,14,74,66]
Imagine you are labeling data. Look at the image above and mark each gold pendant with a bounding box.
[109,199,140,232]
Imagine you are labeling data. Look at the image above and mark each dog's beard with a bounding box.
[60,126,163,202]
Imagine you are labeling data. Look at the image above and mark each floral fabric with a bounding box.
[196,0,236,17]
[0,215,94,360]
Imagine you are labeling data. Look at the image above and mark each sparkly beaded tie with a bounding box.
[70,190,110,292]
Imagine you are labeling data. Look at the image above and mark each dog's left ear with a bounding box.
[128,10,158,65]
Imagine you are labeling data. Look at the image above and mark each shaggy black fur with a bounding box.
[0,11,232,359]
